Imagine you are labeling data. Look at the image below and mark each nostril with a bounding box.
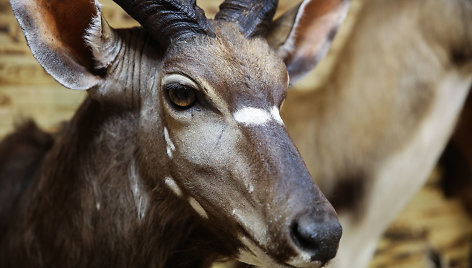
[290,221,319,250]
[290,213,342,264]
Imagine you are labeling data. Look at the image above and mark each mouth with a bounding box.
[236,226,323,268]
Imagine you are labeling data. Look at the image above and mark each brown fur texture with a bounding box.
[0,121,53,241]
[0,99,236,267]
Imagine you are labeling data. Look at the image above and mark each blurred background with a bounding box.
[0,0,471,267]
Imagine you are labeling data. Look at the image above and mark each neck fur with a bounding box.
[1,98,229,267]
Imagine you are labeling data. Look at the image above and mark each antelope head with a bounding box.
[10,0,349,266]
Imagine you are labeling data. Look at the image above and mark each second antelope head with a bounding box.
[11,0,349,266]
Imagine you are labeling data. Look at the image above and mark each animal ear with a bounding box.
[10,0,105,90]
[267,0,349,85]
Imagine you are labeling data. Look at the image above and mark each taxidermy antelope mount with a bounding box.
[282,0,472,267]
[0,0,349,267]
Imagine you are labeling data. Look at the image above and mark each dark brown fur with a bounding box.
[0,99,237,267]
[0,121,53,241]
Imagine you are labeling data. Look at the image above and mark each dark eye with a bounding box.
[165,83,197,109]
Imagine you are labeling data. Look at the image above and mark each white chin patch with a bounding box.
[234,107,285,126]
[237,234,322,268]
[286,255,322,268]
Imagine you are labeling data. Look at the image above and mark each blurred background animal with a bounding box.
[282,0,472,267]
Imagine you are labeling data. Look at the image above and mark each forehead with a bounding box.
[163,22,288,109]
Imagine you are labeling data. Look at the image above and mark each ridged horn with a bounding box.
[113,0,215,49]
[215,0,278,37]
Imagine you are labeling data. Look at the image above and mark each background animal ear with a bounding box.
[10,0,105,90]
[267,0,349,85]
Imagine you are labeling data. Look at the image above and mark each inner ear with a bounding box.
[11,0,103,90]
[267,0,350,86]
[33,0,98,72]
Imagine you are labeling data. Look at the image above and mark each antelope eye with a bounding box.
[164,83,197,109]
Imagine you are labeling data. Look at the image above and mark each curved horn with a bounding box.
[113,0,215,49]
[215,0,278,37]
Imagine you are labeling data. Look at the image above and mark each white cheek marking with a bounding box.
[286,253,321,268]
[234,107,272,125]
[165,177,182,197]
[270,106,284,125]
[163,127,176,158]
[188,197,209,219]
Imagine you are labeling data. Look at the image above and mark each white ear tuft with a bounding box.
[84,2,117,70]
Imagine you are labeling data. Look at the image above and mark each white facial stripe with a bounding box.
[234,107,272,125]
[188,197,209,219]
[271,106,284,125]
[165,177,182,197]
[234,107,285,126]
[161,74,198,88]
[163,127,175,158]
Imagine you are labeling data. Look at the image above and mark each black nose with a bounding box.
[290,212,342,264]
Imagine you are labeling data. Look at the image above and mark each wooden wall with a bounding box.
[0,0,470,267]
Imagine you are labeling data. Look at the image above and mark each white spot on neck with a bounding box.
[188,197,209,219]
[129,159,148,222]
[165,177,182,197]
[248,183,254,193]
[234,107,284,126]
[163,127,176,158]
[91,179,102,211]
